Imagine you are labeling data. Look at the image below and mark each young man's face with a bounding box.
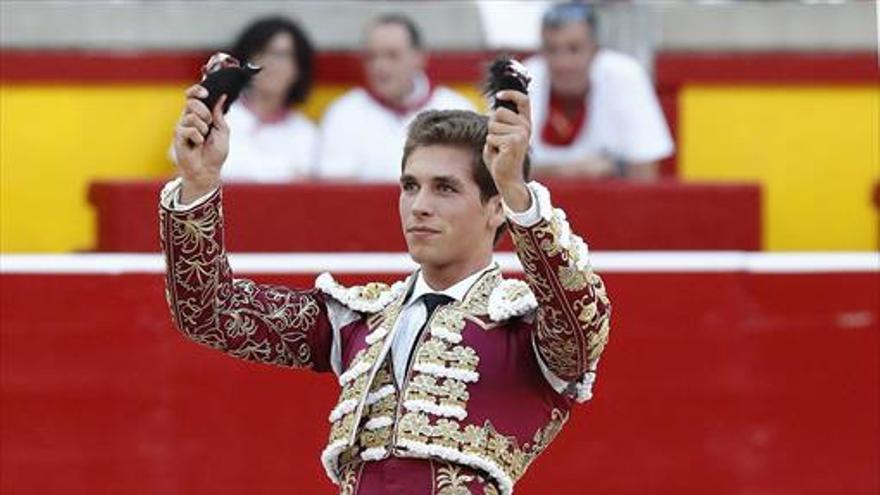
[364,23,424,103]
[542,21,596,97]
[399,145,503,270]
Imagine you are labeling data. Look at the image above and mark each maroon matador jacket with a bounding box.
[159,180,612,495]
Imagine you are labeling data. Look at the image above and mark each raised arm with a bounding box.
[505,184,611,381]
[485,90,612,384]
[161,85,335,371]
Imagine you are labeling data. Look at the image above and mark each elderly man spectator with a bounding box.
[525,2,674,180]
[317,14,475,182]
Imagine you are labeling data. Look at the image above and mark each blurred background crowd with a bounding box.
[1,0,877,254]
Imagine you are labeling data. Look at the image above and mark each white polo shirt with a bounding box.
[317,74,475,182]
[525,49,674,167]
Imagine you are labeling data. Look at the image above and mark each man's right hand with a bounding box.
[172,85,229,204]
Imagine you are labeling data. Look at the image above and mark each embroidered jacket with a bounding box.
[159,181,611,495]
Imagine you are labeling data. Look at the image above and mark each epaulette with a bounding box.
[315,272,407,314]
[487,278,538,322]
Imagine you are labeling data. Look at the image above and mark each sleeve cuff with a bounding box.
[502,182,542,227]
[159,177,219,212]
[531,334,597,403]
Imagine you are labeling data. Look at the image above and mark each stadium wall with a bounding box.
[1,50,877,253]
[1,252,877,494]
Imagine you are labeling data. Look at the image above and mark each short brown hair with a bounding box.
[401,109,531,243]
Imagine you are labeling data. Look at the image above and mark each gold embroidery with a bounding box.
[339,372,371,402]
[407,375,470,409]
[337,447,359,469]
[371,366,393,391]
[170,207,220,254]
[416,338,480,371]
[523,408,567,453]
[432,307,467,333]
[328,412,356,445]
[359,367,398,452]
[574,298,598,325]
[325,290,409,477]
[366,311,385,331]
[359,427,390,449]
[457,269,501,315]
[588,316,611,362]
[338,463,359,495]
[360,282,391,301]
[558,264,588,291]
[499,280,532,303]
[397,408,569,488]
[367,393,397,418]
[436,462,475,495]
[162,195,324,369]
[396,297,481,434]
[508,214,612,380]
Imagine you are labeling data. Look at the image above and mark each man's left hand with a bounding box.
[484,90,532,212]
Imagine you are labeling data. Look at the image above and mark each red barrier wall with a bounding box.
[88,180,761,252]
[2,270,876,494]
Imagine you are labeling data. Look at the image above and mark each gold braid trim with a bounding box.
[507,183,612,381]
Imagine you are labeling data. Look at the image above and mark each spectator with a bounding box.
[317,14,475,182]
[525,2,673,180]
[213,16,318,182]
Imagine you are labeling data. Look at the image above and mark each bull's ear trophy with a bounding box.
[198,52,262,115]
[484,56,531,114]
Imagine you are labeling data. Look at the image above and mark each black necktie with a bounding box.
[401,293,454,377]
[421,293,454,319]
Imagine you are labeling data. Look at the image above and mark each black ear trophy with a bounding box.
[484,56,531,114]
[199,52,262,114]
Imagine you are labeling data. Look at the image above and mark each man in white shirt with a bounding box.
[317,14,475,182]
[525,2,674,180]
